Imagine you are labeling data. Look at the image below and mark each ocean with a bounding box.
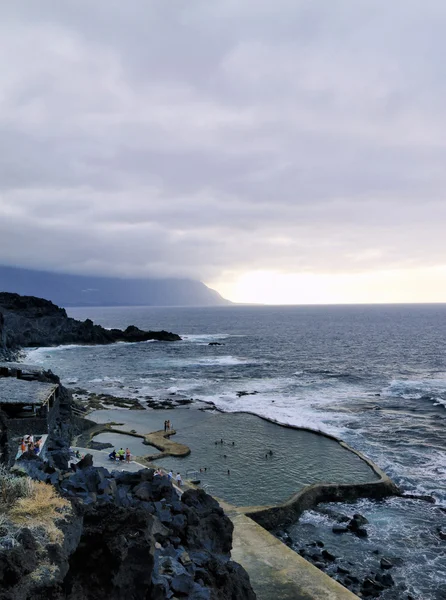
[26,304,446,599]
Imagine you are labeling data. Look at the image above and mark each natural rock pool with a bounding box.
[90,407,379,507]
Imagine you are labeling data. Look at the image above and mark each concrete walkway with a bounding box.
[220,502,359,600]
[72,447,146,473]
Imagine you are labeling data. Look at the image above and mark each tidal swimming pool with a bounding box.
[91,407,380,507]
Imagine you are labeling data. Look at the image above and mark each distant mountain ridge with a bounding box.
[0,266,230,307]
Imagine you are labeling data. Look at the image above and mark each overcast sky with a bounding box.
[1,1,446,303]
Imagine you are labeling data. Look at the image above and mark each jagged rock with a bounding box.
[356,527,368,538]
[322,549,336,562]
[337,565,350,575]
[76,454,93,470]
[379,572,395,587]
[182,489,233,555]
[352,513,369,526]
[171,572,194,594]
[0,292,181,351]
[380,557,394,569]
[348,513,369,532]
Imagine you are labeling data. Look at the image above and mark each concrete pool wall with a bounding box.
[86,406,400,524]
[244,440,400,529]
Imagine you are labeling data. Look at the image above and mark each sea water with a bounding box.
[26,304,446,599]
[91,408,379,507]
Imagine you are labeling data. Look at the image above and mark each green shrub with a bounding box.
[0,465,32,509]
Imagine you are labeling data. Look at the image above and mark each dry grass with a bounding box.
[9,481,70,542]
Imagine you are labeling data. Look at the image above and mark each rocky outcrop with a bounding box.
[2,459,256,600]
[0,292,181,352]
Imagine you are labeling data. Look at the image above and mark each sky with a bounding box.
[1,1,446,304]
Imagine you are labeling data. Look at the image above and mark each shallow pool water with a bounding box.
[92,432,150,458]
[91,407,379,507]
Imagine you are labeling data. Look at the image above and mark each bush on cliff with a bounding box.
[0,466,70,545]
[0,465,32,509]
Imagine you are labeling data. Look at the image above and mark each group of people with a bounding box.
[163,420,173,432]
[20,435,41,456]
[108,447,131,463]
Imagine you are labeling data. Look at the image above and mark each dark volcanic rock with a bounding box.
[0,292,181,349]
[64,505,155,600]
[6,458,256,600]
[380,557,394,569]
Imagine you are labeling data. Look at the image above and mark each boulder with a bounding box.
[355,527,368,538]
[321,549,336,562]
[380,557,394,569]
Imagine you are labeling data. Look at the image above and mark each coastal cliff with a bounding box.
[0,463,256,600]
[0,292,180,358]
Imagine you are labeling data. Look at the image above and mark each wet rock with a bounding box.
[402,493,436,503]
[355,527,368,538]
[321,549,336,562]
[316,540,325,547]
[361,576,385,596]
[381,573,395,587]
[380,557,394,569]
[337,565,350,575]
[348,513,369,532]
[332,525,348,534]
[353,513,369,526]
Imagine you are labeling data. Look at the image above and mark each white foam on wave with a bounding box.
[167,355,257,367]
[433,397,446,408]
[201,388,348,437]
[383,378,446,409]
[181,333,234,343]
[89,376,124,384]
[25,344,87,363]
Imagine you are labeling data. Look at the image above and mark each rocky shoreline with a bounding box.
[0,293,181,360]
[276,508,404,599]
[7,456,255,600]
[0,369,257,600]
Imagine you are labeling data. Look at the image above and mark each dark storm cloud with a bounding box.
[1,0,446,281]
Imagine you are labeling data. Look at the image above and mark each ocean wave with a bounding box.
[181,333,234,343]
[25,344,89,362]
[89,376,124,384]
[166,355,257,367]
[383,378,446,408]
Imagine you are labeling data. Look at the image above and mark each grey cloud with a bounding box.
[1,1,446,282]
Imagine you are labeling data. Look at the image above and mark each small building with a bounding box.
[0,371,60,464]
[0,378,58,423]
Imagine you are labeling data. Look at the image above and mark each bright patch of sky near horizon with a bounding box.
[1,1,446,304]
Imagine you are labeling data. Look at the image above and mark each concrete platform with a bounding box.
[221,502,359,600]
[72,447,146,473]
